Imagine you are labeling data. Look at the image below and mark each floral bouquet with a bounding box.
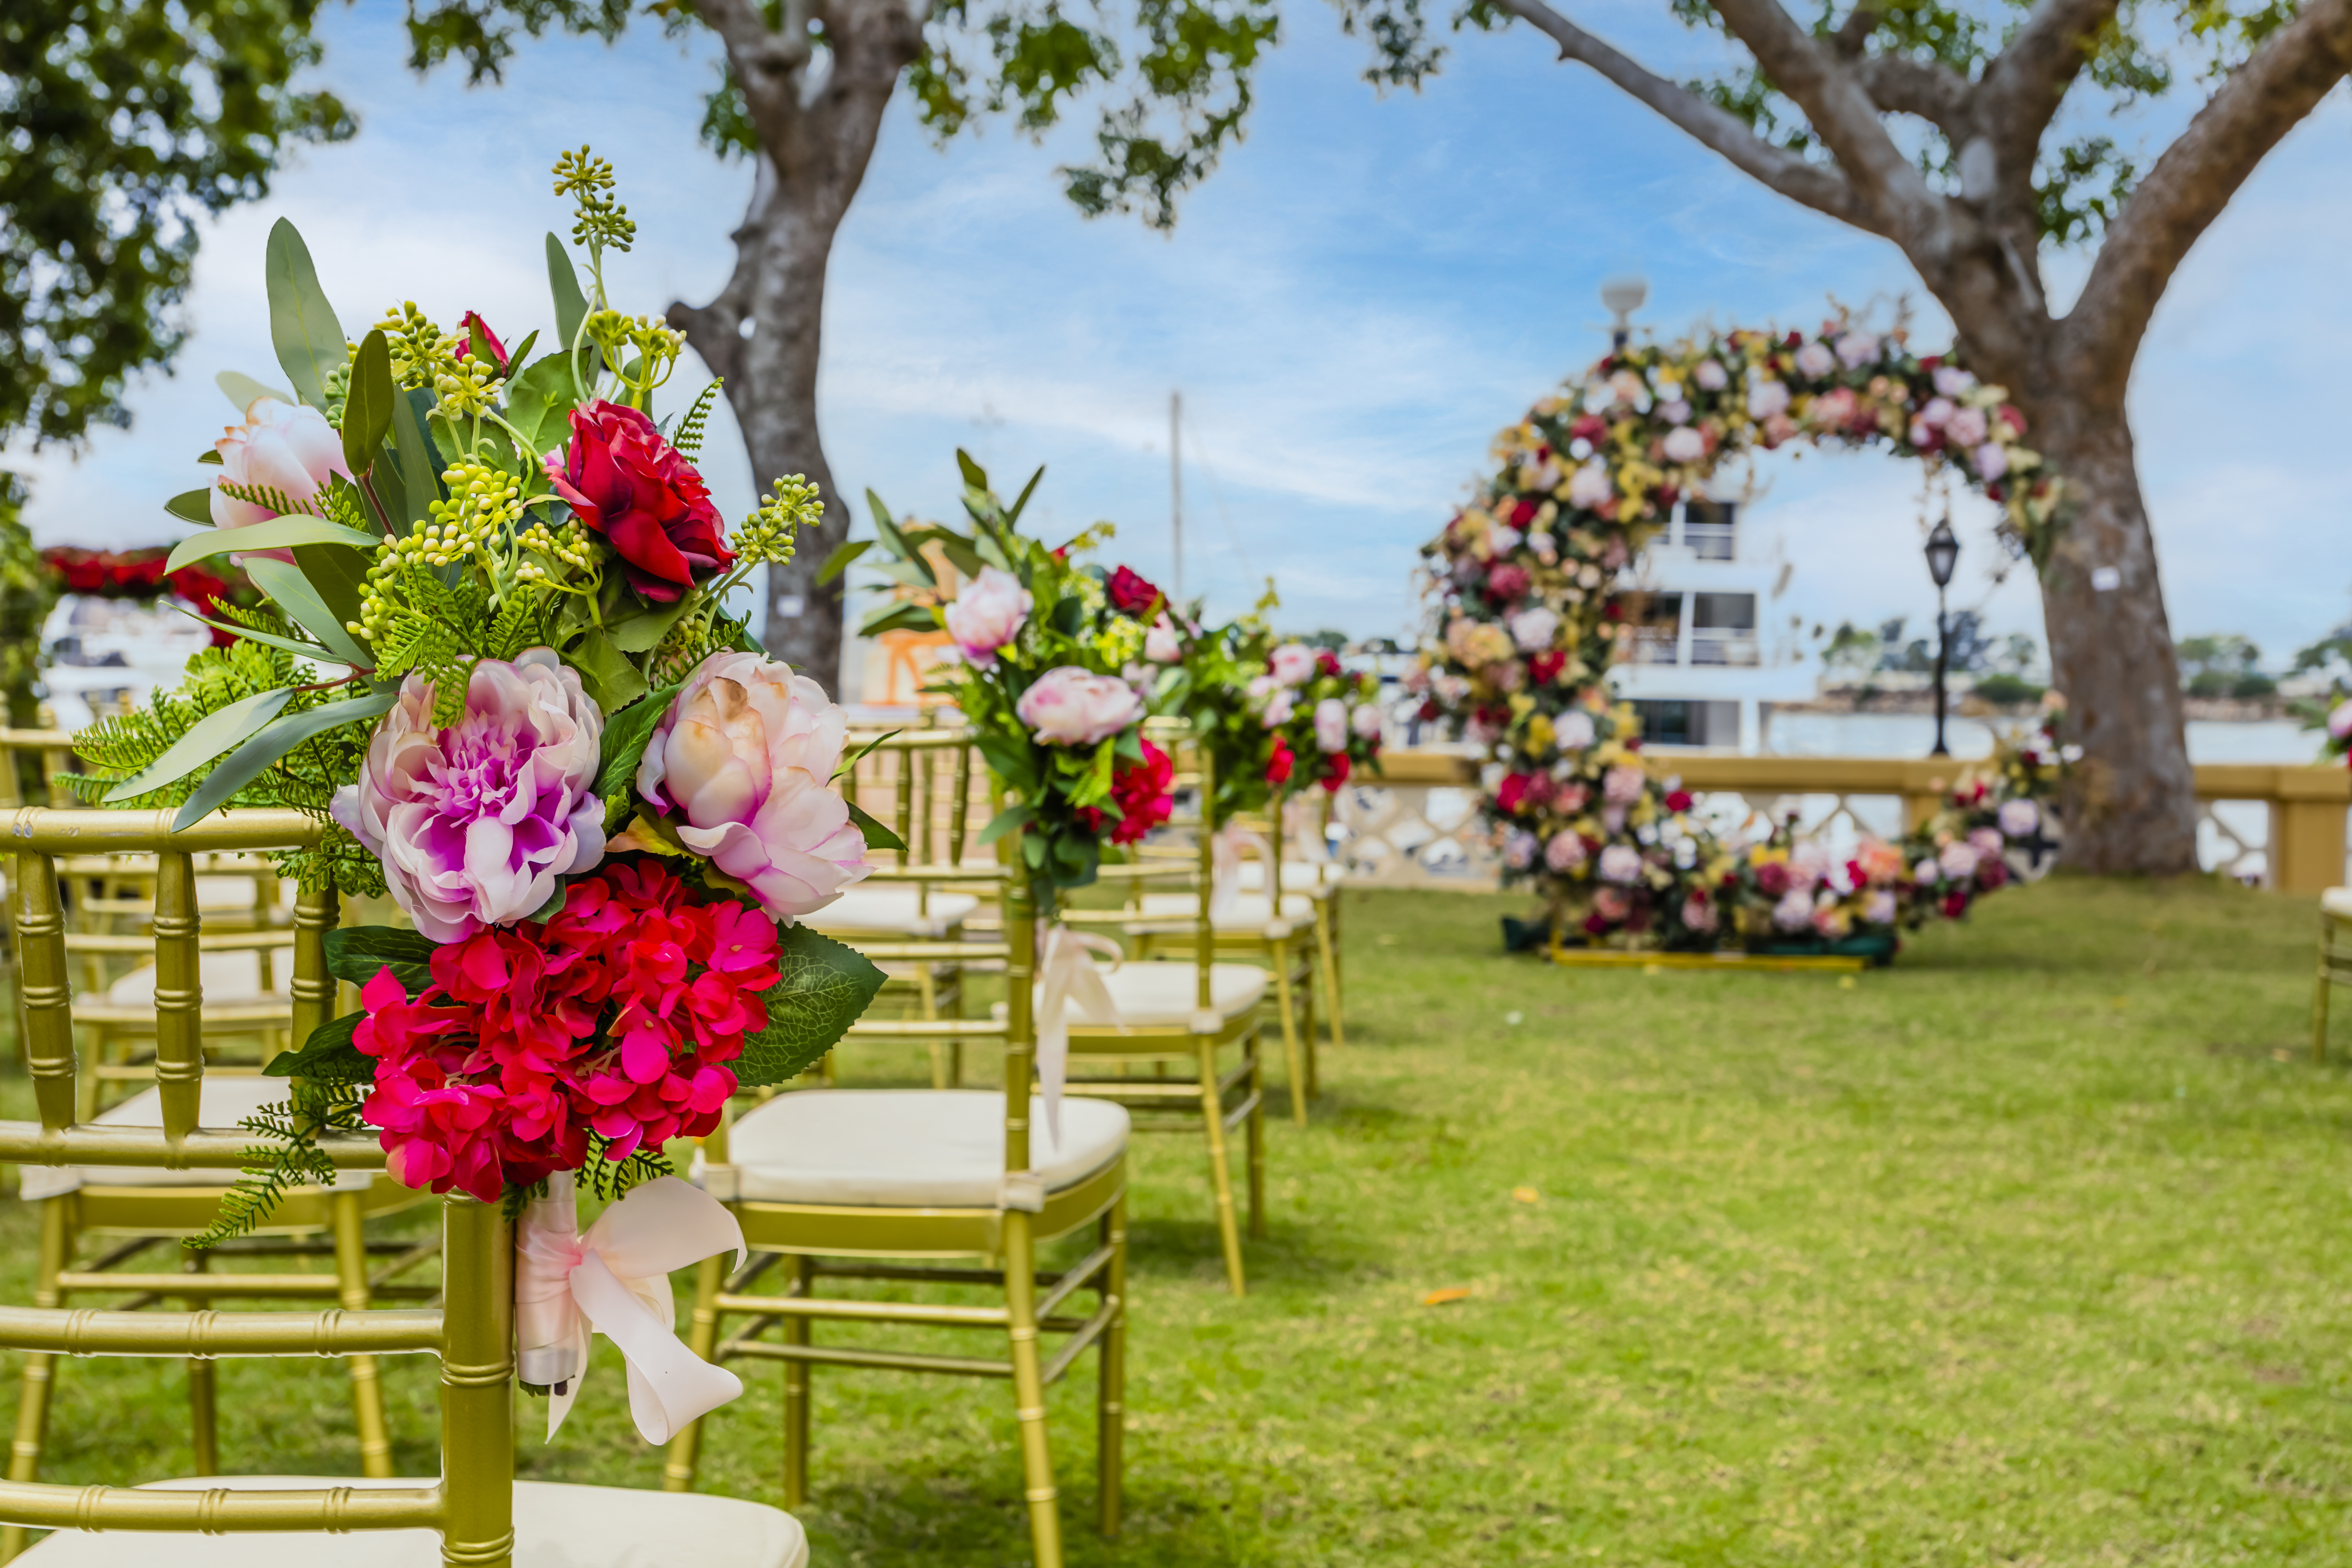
[1275,645,1383,798]
[73,149,890,1252]
[845,452,1175,1122]
[1489,696,1717,948]
[1720,830,1907,952]
[1896,711,2071,920]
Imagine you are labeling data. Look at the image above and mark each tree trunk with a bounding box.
[2027,404,2199,873]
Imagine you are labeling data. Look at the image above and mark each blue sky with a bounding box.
[12,0,2351,669]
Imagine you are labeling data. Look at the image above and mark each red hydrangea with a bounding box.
[1266,736,1294,787]
[1076,739,1175,845]
[1320,753,1350,793]
[355,862,782,1203]
[545,400,735,603]
[1105,566,1163,616]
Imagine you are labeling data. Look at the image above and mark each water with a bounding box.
[1763,711,2320,766]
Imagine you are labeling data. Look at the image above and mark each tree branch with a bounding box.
[1976,0,2124,205]
[668,154,776,390]
[2062,0,2352,395]
[1491,0,1871,231]
[1853,55,1970,139]
[1704,0,1944,240]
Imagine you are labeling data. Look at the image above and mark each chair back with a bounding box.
[0,807,515,1564]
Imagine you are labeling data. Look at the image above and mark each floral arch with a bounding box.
[1412,321,2070,952]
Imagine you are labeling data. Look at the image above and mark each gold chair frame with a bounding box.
[0,808,515,1567]
[2312,894,2352,1062]
[664,868,1124,1568]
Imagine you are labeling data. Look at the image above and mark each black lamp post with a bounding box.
[1924,517,1960,757]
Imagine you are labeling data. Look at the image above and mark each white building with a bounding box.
[1606,497,1815,753]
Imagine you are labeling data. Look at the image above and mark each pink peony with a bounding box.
[1747,379,1790,420]
[1568,462,1613,510]
[210,398,352,553]
[1351,701,1384,741]
[1835,331,1879,368]
[1602,764,1646,805]
[1681,892,1718,932]
[1313,698,1350,754]
[944,567,1031,669]
[1508,606,1560,652]
[1554,711,1595,751]
[1016,666,1145,746]
[1661,426,1707,464]
[1545,831,1586,873]
[1268,643,1318,686]
[332,649,607,944]
[1692,360,1728,392]
[1974,443,2009,481]
[1596,844,1643,884]
[1947,406,1989,446]
[2329,701,2352,741]
[1933,367,1976,398]
[1937,840,1980,879]
[633,650,871,923]
[1794,342,1836,379]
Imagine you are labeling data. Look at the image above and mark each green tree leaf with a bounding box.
[265,218,346,409]
[733,925,887,1088]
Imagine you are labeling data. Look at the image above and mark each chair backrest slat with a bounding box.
[151,849,202,1140]
[14,840,74,1131]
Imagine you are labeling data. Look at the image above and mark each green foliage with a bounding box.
[65,634,385,895]
[183,1083,368,1250]
[322,925,441,995]
[0,0,354,449]
[0,478,58,787]
[732,926,891,1088]
[1970,670,2045,707]
[2178,632,2268,698]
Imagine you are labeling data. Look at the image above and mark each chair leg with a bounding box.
[330,1191,393,1479]
[1001,1211,1064,1568]
[1,1201,71,1563]
[1272,952,1307,1127]
[1314,904,1346,1054]
[919,964,946,1089]
[1196,1037,1246,1295]
[663,1252,728,1492]
[782,1255,814,1509]
[2314,916,2333,1065]
[182,1247,217,1475]
[1097,1192,1126,1539]
[1246,1031,1266,1242]
[1295,942,1319,1104]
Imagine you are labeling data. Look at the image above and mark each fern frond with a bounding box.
[673,380,722,459]
[184,1084,367,1250]
[214,480,321,518]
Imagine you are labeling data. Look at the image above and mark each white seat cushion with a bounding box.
[192,874,289,912]
[17,1077,373,1202]
[100,948,291,1008]
[700,1091,1127,1208]
[1235,860,1338,892]
[1060,960,1268,1027]
[15,1476,806,1567]
[806,887,981,938]
[1136,892,1315,929]
[2324,887,2352,920]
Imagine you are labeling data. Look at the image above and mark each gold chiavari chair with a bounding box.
[1122,737,1323,1125]
[1058,739,1270,1295]
[807,728,984,1087]
[1,813,434,1541]
[667,864,1127,1568]
[0,806,809,1568]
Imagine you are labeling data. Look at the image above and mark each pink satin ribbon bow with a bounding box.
[515,1173,747,1444]
[1209,821,1272,923]
[1034,919,1124,1144]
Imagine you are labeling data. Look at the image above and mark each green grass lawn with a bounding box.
[7,875,2352,1565]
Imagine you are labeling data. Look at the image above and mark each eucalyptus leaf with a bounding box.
[166,517,378,574]
[857,602,939,638]
[546,233,589,349]
[173,693,397,831]
[340,329,395,477]
[244,557,373,669]
[165,488,214,526]
[1007,465,1045,525]
[843,799,907,854]
[102,687,292,803]
[955,449,988,491]
[264,219,345,409]
[872,512,934,585]
[731,925,887,1089]
[816,538,873,584]
[386,389,443,531]
[181,609,335,664]
[216,370,292,412]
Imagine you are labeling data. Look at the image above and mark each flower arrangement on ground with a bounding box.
[71,149,889,1243]
[1415,318,2070,956]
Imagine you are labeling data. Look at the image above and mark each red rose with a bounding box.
[1755,863,1791,897]
[546,400,733,603]
[458,311,511,375]
[1941,890,1969,919]
[1106,566,1163,616]
[1664,789,1693,813]
[1321,753,1350,793]
[1266,736,1294,787]
[1495,772,1540,816]
[1529,650,1568,686]
[1484,564,1531,604]
[1976,857,2009,891]
[1078,739,1175,844]
[1316,650,1343,678]
[1509,498,1539,527]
